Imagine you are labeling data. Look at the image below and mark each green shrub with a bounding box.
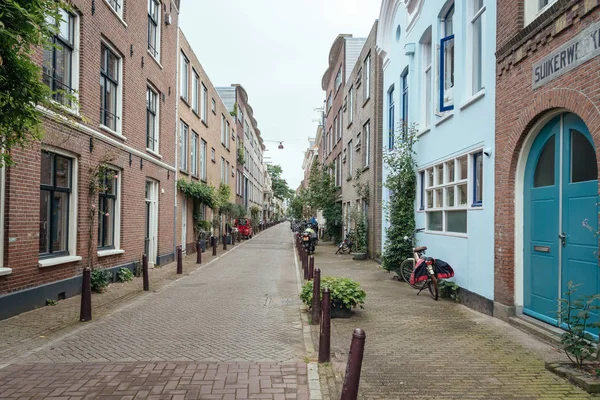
[91,269,112,293]
[117,267,133,282]
[439,280,460,302]
[46,298,58,306]
[300,277,366,310]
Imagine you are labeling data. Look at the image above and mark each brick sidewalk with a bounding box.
[0,238,247,367]
[307,242,594,399]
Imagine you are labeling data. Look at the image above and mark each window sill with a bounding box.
[362,166,370,172]
[146,148,163,159]
[192,110,201,119]
[417,127,431,137]
[363,97,370,107]
[180,169,189,175]
[100,125,126,141]
[146,50,163,69]
[181,97,190,107]
[459,89,486,111]
[201,119,209,128]
[434,112,454,127]
[0,267,13,277]
[51,101,82,119]
[424,230,468,239]
[39,255,82,268]
[212,110,217,115]
[97,249,125,257]
[347,122,353,129]
[103,0,128,27]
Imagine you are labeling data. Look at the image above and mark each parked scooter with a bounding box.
[301,224,318,254]
[335,232,353,254]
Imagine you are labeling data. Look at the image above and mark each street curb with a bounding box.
[292,231,322,400]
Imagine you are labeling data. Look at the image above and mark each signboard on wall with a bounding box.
[532,22,600,89]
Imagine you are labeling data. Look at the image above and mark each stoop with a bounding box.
[508,314,564,348]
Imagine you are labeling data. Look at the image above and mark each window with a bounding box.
[327,93,332,113]
[100,43,121,132]
[335,67,342,92]
[98,168,118,249]
[192,70,199,113]
[191,132,198,176]
[401,69,409,140]
[328,127,333,155]
[348,87,354,124]
[221,115,227,146]
[226,121,231,149]
[440,4,455,111]
[43,9,76,108]
[221,157,225,182]
[212,98,216,113]
[180,52,189,102]
[200,139,207,180]
[470,0,485,95]
[388,87,395,149]
[211,147,215,162]
[348,140,353,178]
[525,0,557,25]
[419,171,425,210]
[180,120,188,171]
[364,54,371,100]
[39,151,72,256]
[338,108,343,142]
[422,154,475,234]
[107,0,123,17]
[226,161,230,184]
[422,34,432,128]
[147,0,160,59]
[146,87,159,152]
[363,121,370,168]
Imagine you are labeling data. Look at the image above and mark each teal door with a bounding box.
[524,113,598,329]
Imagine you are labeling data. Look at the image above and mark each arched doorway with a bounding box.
[524,112,599,329]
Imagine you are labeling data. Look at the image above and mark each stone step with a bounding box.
[508,314,563,348]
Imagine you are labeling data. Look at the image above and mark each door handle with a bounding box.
[559,233,566,247]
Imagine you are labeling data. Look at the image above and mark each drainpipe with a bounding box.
[173,27,180,260]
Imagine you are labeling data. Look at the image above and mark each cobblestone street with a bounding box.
[0,224,309,399]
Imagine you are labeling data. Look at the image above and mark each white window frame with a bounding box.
[468,0,486,96]
[97,166,124,257]
[100,41,123,136]
[192,69,199,113]
[221,157,225,183]
[226,161,230,184]
[38,146,81,268]
[147,0,161,61]
[180,52,189,102]
[524,0,558,26]
[348,140,353,178]
[348,87,354,124]
[180,120,188,171]
[221,115,227,146]
[105,0,124,20]
[201,83,208,122]
[335,66,342,93]
[226,121,231,150]
[191,131,198,176]
[200,138,207,180]
[364,54,371,100]
[439,4,455,112]
[421,33,432,129]
[146,86,159,154]
[363,121,370,168]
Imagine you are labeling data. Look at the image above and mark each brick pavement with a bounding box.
[308,243,595,399]
[0,224,311,399]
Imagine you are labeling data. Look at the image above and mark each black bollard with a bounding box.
[143,254,149,291]
[340,328,367,400]
[309,256,315,280]
[223,234,227,251]
[196,241,202,264]
[311,268,321,325]
[212,236,217,256]
[318,287,331,363]
[80,267,92,322]
[231,232,235,246]
[177,246,183,274]
[304,252,309,280]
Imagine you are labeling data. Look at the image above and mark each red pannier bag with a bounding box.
[410,257,454,285]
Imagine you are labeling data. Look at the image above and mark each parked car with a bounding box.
[234,218,253,239]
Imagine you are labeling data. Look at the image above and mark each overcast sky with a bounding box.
[180,0,381,191]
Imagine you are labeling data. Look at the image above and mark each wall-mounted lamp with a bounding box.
[483,147,492,157]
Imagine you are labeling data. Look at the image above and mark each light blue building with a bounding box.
[377,0,496,311]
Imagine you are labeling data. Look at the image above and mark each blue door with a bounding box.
[524,113,598,330]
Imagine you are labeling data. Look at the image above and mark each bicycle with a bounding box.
[335,232,353,255]
[399,228,439,300]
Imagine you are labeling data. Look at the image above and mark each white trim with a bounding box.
[459,89,486,110]
[148,0,161,62]
[466,1,486,97]
[434,112,454,126]
[39,255,82,268]
[100,40,124,134]
[146,85,160,154]
[0,162,4,269]
[38,106,176,172]
[0,267,12,276]
[147,50,164,69]
[147,148,163,159]
[97,249,125,257]
[514,108,566,307]
[524,0,558,26]
[99,124,126,141]
[417,127,431,137]
[423,230,468,239]
[103,0,128,27]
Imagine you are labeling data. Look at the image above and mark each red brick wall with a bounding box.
[494,0,600,306]
[0,0,180,294]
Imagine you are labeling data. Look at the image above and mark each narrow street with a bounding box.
[0,224,309,399]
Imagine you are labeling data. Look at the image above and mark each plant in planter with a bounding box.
[91,269,112,293]
[348,206,367,259]
[300,277,366,318]
[195,219,211,251]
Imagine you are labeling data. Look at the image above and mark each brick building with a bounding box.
[177,30,237,254]
[494,0,600,323]
[0,0,180,319]
[340,21,383,259]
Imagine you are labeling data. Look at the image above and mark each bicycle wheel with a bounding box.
[400,259,419,288]
[428,275,439,300]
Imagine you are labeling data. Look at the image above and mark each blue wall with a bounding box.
[380,0,497,300]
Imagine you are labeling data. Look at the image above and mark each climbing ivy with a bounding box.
[382,125,418,274]
[176,179,218,209]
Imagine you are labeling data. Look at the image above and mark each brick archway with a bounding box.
[494,87,600,309]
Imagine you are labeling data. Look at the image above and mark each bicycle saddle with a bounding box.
[414,246,427,252]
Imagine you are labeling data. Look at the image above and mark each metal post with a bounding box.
[318,287,331,363]
[231,231,235,246]
[223,234,227,250]
[304,252,309,280]
[340,328,367,400]
[309,256,314,280]
[143,254,149,291]
[311,269,321,325]
[212,236,217,256]
[80,267,92,322]
[177,246,183,274]
[196,241,202,264]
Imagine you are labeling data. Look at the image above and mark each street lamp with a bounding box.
[264,140,284,150]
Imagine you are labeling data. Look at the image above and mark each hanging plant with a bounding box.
[177,178,218,209]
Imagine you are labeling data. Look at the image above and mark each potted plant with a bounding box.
[349,207,368,260]
[300,276,366,319]
[194,219,211,252]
